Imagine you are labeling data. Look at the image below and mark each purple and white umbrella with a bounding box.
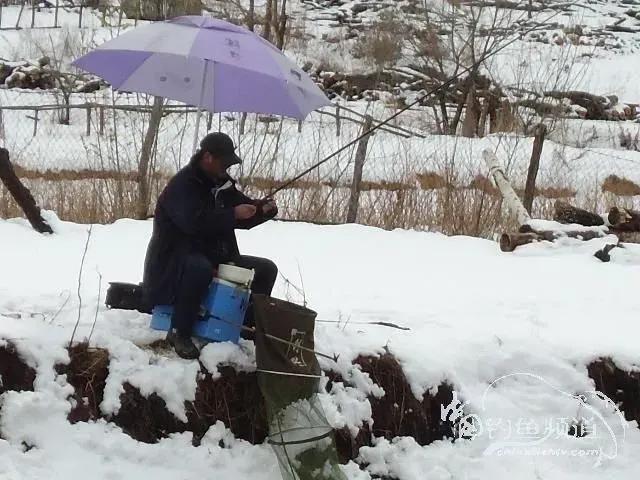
[73,16,330,148]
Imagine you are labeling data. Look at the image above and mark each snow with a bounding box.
[101,340,200,420]
[199,339,256,378]
[2,0,640,477]
[2,215,640,478]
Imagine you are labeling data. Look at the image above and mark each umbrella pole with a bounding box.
[192,59,210,153]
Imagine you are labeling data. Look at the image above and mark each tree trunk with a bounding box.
[264,0,273,42]
[482,149,531,226]
[0,148,53,234]
[461,82,479,138]
[346,115,374,223]
[248,0,255,31]
[275,0,288,50]
[477,98,490,137]
[523,123,546,214]
[136,96,163,220]
[438,93,449,133]
[554,201,604,226]
[488,95,499,133]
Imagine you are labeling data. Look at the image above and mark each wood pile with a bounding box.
[483,149,640,260]
[0,57,55,90]
[500,201,640,261]
[0,57,102,93]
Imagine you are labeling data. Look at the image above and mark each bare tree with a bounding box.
[405,2,522,135]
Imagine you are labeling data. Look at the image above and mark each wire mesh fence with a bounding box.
[3,87,640,236]
[1,89,455,229]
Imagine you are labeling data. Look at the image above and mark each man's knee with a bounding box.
[183,254,214,286]
[258,258,278,283]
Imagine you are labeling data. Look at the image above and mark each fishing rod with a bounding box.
[267,12,560,198]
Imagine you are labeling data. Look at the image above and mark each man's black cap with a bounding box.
[200,132,242,169]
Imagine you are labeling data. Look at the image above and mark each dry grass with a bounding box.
[602,175,640,197]
[415,171,450,190]
[0,167,619,238]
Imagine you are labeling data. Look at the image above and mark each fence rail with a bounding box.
[0,1,131,30]
[0,101,427,139]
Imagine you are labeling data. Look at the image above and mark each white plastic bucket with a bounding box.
[218,263,255,287]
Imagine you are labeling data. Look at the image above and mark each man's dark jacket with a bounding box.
[143,163,275,306]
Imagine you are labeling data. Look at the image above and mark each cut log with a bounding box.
[0,148,53,234]
[608,206,640,232]
[499,232,539,252]
[500,226,607,252]
[542,90,622,120]
[554,201,605,226]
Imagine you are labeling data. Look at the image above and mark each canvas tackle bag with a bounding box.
[253,295,346,480]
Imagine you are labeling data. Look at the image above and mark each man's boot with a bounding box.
[167,329,200,360]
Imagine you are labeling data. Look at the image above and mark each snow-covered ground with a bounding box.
[1,214,640,479]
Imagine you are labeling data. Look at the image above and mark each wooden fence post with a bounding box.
[16,0,25,28]
[30,0,36,28]
[297,120,302,133]
[136,96,163,220]
[32,110,39,137]
[239,113,247,135]
[523,123,547,215]
[54,0,59,28]
[335,104,341,137]
[206,112,213,132]
[85,106,91,136]
[78,3,83,28]
[99,106,105,135]
[346,115,373,223]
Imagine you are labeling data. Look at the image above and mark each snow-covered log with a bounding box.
[499,225,607,252]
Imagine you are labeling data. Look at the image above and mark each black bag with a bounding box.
[105,282,151,314]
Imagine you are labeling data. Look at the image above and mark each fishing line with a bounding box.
[267,11,561,197]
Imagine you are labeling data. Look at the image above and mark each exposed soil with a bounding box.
[3,342,640,471]
[588,357,640,425]
[57,343,110,424]
[0,342,36,394]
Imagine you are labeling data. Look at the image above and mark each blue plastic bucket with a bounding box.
[150,278,250,343]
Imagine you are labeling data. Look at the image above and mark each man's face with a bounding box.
[201,151,226,178]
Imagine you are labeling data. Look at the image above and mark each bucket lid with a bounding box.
[218,263,255,286]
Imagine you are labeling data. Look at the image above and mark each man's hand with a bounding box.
[234,204,257,220]
[262,199,278,215]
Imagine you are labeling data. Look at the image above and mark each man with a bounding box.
[143,132,278,359]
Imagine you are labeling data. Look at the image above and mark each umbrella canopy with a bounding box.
[73,16,330,120]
